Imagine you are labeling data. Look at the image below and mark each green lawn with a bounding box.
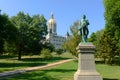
[97,64,120,80]
[6,60,120,80]
[0,52,75,72]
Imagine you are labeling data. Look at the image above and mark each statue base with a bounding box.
[74,42,102,80]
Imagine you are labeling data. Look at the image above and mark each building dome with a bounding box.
[46,12,66,49]
[48,12,56,24]
[47,12,57,35]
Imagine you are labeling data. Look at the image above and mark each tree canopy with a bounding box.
[0,11,51,60]
[63,20,81,57]
[89,0,120,65]
[0,13,17,54]
[102,0,120,64]
[9,12,48,60]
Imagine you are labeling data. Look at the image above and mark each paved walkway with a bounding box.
[0,59,74,79]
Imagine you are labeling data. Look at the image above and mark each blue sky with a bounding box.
[0,0,105,36]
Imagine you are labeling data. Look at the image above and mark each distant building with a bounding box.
[46,13,70,49]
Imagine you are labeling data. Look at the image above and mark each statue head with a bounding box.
[82,15,86,19]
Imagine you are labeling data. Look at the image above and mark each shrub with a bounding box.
[41,48,52,59]
[55,49,64,55]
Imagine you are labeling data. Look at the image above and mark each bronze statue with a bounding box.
[78,15,89,42]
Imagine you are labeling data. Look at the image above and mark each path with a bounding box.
[0,59,74,79]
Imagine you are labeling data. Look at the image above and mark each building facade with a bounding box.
[46,13,69,49]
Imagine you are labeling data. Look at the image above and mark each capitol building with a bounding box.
[46,13,70,49]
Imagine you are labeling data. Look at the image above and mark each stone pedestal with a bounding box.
[74,42,102,80]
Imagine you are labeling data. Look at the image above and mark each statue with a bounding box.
[78,15,89,42]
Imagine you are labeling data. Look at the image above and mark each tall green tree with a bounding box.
[88,29,104,57]
[10,12,47,60]
[0,13,17,55]
[63,21,81,57]
[27,14,47,55]
[99,31,118,64]
[10,12,31,60]
[101,0,120,64]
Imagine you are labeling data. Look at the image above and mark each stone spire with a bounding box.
[51,12,54,19]
[0,9,1,15]
[66,31,70,40]
[66,31,70,36]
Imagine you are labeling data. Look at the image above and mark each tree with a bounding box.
[10,12,31,60]
[63,21,81,57]
[99,31,118,64]
[88,29,104,58]
[100,0,120,64]
[0,13,17,55]
[10,12,47,60]
[43,42,55,52]
[88,32,97,43]
[0,14,7,54]
[27,14,47,55]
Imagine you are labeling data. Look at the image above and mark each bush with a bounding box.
[41,48,52,59]
[112,57,120,66]
[55,49,64,55]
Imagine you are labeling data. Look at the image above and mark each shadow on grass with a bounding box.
[42,69,76,73]
[0,62,47,68]
[0,55,16,59]
[0,55,73,73]
[38,76,59,80]
[5,68,75,80]
[6,70,60,80]
[103,78,118,80]
[20,57,70,62]
[95,60,105,64]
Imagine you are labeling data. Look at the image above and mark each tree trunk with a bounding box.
[103,57,106,64]
[18,44,22,60]
[18,49,21,60]
[108,57,113,65]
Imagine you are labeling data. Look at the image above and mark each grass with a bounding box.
[5,60,120,80]
[1,53,120,80]
[97,64,120,80]
[0,52,75,72]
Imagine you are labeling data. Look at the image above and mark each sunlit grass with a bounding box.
[0,52,75,72]
[6,60,120,80]
[97,64,120,79]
